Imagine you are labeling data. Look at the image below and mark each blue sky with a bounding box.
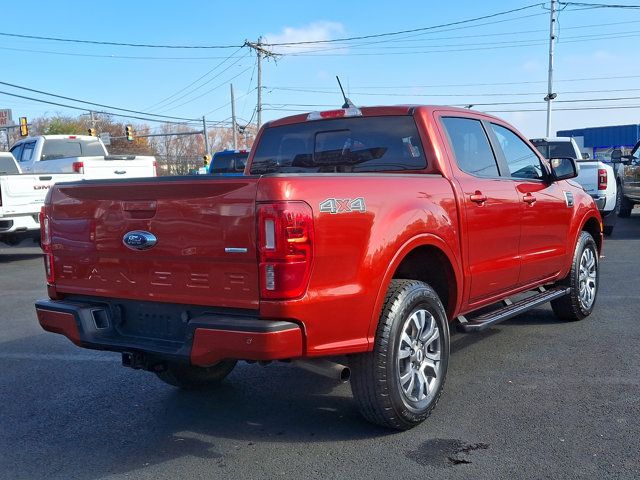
[1,0,639,137]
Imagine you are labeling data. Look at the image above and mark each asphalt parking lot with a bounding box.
[1,215,639,480]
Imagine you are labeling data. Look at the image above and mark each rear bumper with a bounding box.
[35,298,303,367]
[0,214,40,235]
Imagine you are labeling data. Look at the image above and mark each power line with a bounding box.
[0,89,210,125]
[485,104,640,112]
[0,45,242,61]
[0,80,200,122]
[145,47,245,111]
[0,31,243,49]
[156,65,255,113]
[559,1,640,8]
[261,3,544,46]
[266,74,640,91]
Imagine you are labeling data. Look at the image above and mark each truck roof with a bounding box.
[265,105,508,128]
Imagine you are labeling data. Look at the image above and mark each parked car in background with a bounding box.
[9,135,157,178]
[208,149,249,175]
[35,105,603,430]
[531,137,620,235]
[612,139,640,217]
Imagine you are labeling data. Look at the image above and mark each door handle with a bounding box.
[523,193,537,204]
[469,191,488,204]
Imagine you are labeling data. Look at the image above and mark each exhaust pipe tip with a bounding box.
[292,359,350,383]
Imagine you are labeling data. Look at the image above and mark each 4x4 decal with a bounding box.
[319,197,367,214]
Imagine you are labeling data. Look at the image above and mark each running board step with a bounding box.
[457,287,571,332]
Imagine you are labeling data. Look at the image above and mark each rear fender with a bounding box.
[367,234,463,342]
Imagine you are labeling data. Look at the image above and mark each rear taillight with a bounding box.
[257,201,314,300]
[40,207,54,284]
[598,168,607,190]
[72,161,84,174]
[152,160,158,176]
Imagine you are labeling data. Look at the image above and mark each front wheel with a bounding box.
[350,279,450,430]
[551,231,599,321]
[155,360,237,390]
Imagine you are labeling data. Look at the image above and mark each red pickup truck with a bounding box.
[35,106,602,430]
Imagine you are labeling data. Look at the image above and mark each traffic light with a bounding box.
[19,117,28,137]
[125,125,134,141]
[88,128,96,136]
[203,154,211,167]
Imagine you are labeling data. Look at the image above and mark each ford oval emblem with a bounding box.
[122,230,157,251]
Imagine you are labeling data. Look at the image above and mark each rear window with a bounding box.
[531,141,578,160]
[250,116,426,174]
[41,139,105,161]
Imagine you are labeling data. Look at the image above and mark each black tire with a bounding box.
[155,360,237,390]
[618,194,633,218]
[551,231,599,321]
[350,279,450,430]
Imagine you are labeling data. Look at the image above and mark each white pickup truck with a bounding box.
[2,135,156,244]
[0,153,80,244]
[530,137,619,235]
[9,134,156,178]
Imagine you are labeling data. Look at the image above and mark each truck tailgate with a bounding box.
[575,161,599,194]
[83,156,155,179]
[48,177,260,309]
[0,173,73,215]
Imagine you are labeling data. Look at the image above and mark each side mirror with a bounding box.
[549,157,578,181]
[610,149,623,162]
[581,152,590,160]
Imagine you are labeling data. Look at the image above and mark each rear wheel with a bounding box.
[350,279,449,430]
[551,231,599,321]
[156,360,237,390]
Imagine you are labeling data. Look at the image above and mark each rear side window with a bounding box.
[21,142,36,162]
[491,124,543,180]
[41,139,105,160]
[441,117,499,177]
[250,116,426,174]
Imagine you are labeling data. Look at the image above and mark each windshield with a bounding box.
[40,138,106,161]
[250,116,426,174]
[531,140,579,160]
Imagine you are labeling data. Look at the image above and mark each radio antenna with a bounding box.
[336,76,356,109]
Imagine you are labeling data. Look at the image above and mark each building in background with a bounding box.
[557,124,640,162]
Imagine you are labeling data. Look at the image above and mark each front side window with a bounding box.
[491,124,543,180]
[441,117,499,177]
[10,144,24,162]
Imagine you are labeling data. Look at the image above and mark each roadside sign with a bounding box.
[99,132,111,146]
[0,109,14,127]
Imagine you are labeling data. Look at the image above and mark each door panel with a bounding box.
[458,177,522,302]
[514,181,571,284]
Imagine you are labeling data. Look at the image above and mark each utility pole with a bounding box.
[545,0,557,137]
[90,110,96,130]
[244,38,277,130]
[202,116,209,155]
[230,83,237,149]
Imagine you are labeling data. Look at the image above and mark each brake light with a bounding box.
[598,168,607,190]
[152,160,158,176]
[257,201,314,300]
[307,107,362,121]
[39,207,55,284]
[72,161,84,174]
[68,136,77,139]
